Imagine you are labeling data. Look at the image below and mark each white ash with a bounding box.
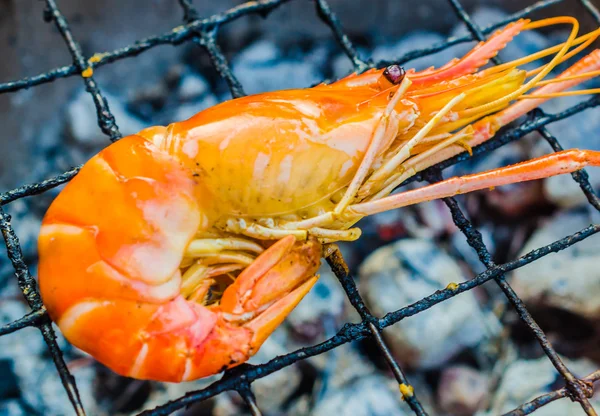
[286,395,312,416]
[412,199,456,239]
[66,89,145,146]
[177,74,210,102]
[141,376,219,415]
[0,400,27,416]
[511,209,600,320]
[309,344,376,392]
[173,96,219,123]
[208,327,305,415]
[3,199,41,262]
[312,374,410,416]
[286,267,346,339]
[0,301,98,415]
[330,45,370,79]
[230,40,327,95]
[1,198,47,298]
[307,342,436,413]
[478,356,600,415]
[211,393,241,416]
[450,222,497,275]
[359,238,500,369]
[245,329,303,414]
[0,302,45,356]
[438,365,490,415]
[536,94,600,208]
[372,31,468,74]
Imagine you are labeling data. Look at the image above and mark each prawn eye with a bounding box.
[383,65,406,85]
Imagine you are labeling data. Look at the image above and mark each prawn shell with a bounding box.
[168,89,417,217]
[38,135,204,319]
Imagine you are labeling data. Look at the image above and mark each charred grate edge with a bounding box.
[0,0,599,415]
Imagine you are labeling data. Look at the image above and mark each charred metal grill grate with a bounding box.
[1,0,600,414]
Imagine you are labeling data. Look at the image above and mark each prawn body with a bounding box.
[38,18,600,382]
[150,67,523,225]
[161,89,416,218]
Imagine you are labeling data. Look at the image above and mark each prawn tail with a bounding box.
[38,133,206,381]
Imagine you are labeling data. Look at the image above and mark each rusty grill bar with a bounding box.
[0,0,600,415]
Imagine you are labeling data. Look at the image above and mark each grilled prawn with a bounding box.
[39,17,600,382]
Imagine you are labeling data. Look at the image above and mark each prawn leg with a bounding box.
[220,235,321,348]
[348,149,600,216]
[225,218,308,240]
[334,76,412,214]
[354,92,467,199]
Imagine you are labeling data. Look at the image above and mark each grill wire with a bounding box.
[0,0,600,414]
